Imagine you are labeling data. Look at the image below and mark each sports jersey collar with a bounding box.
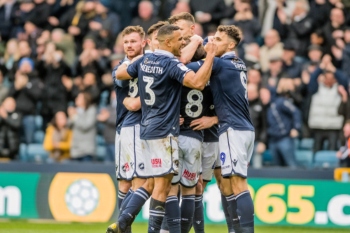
[221,51,236,58]
[154,49,175,58]
[124,56,131,62]
[145,50,153,54]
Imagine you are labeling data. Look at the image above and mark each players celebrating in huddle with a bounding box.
[107,12,255,233]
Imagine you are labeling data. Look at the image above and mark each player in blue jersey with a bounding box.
[111,26,146,220]
[210,25,255,233]
[107,21,170,233]
[111,24,217,233]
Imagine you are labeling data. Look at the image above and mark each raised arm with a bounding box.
[115,62,133,80]
[179,35,203,64]
[182,42,216,90]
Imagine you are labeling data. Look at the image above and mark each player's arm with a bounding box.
[123,96,141,111]
[179,35,203,64]
[190,116,218,130]
[182,42,216,90]
[116,56,143,80]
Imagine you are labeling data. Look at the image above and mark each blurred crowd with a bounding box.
[0,0,350,168]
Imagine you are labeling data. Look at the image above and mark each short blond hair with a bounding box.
[217,25,242,45]
[168,12,195,24]
[121,26,145,39]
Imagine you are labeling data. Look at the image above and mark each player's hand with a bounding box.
[256,142,266,154]
[179,116,184,126]
[204,41,217,57]
[290,129,299,138]
[190,116,218,130]
[190,34,204,45]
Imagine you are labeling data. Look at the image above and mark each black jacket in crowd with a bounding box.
[0,111,22,159]
[249,98,267,144]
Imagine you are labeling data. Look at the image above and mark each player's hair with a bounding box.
[147,21,169,36]
[168,12,195,24]
[121,26,145,39]
[157,25,180,42]
[217,25,242,45]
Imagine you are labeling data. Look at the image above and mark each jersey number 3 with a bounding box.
[240,71,248,100]
[143,76,155,105]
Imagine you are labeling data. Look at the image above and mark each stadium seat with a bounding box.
[314,150,338,168]
[27,144,49,163]
[35,115,43,131]
[96,145,106,161]
[299,138,314,150]
[295,150,313,168]
[262,150,273,165]
[34,130,45,144]
[19,143,28,161]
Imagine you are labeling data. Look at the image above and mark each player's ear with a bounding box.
[228,41,236,50]
[190,24,195,32]
[165,38,172,48]
[142,39,147,48]
[146,38,151,47]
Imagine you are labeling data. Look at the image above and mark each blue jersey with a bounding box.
[203,90,219,143]
[210,52,254,135]
[122,76,142,127]
[127,49,191,140]
[180,61,216,141]
[112,58,129,133]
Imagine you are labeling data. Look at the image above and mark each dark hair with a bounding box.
[147,21,169,36]
[217,25,242,45]
[168,12,195,24]
[157,25,180,41]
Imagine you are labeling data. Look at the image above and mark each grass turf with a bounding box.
[0,221,349,233]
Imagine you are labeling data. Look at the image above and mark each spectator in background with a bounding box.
[262,56,284,88]
[171,0,191,16]
[248,68,262,86]
[259,29,284,72]
[309,0,332,29]
[267,78,301,168]
[308,55,348,153]
[281,42,302,80]
[59,0,96,53]
[43,111,72,162]
[230,0,261,44]
[97,91,116,162]
[68,91,97,162]
[131,0,160,32]
[0,67,9,104]
[248,83,267,168]
[37,42,72,129]
[3,38,20,83]
[190,0,227,35]
[9,58,42,144]
[337,120,350,167]
[0,0,18,42]
[51,28,76,67]
[332,27,350,79]
[243,43,260,70]
[0,97,21,160]
[286,0,313,58]
[322,7,347,55]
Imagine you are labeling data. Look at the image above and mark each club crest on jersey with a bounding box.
[151,158,162,168]
[177,63,189,71]
[220,152,226,164]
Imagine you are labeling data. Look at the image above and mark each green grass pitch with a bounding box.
[0,221,349,233]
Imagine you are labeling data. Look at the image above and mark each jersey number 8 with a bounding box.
[129,78,138,97]
[143,76,155,105]
[185,90,203,118]
[240,71,248,100]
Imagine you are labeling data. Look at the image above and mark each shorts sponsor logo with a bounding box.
[174,159,179,168]
[220,152,226,164]
[130,162,134,168]
[139,163,145,170]
[122,163,130,172]
[151,158,162,168]
[183,169,196,181]
[232,159,238,167]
